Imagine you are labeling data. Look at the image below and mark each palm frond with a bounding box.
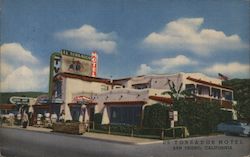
[177,83,183,94]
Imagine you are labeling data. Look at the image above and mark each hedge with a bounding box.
[143,103,170,129]
[173,99,233,135]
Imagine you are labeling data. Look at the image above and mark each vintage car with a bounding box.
[217,121,250,137]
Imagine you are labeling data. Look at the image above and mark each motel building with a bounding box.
[33,49,236,126]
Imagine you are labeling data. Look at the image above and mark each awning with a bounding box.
[73,96,92,104]
[33,104,49,109]
[68,102,97,107]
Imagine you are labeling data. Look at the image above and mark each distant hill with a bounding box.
[0,92,47,104]
[223,79,250,121]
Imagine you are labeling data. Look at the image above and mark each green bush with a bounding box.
[164,127,185,138]
[134,127,162,137]
[143,103,170,129]
[110,124,131,134]
[223,79,250,122]
[93,113,102,124]
[173,99,233,135]
[219,109,233,122]
[93,113,103,129]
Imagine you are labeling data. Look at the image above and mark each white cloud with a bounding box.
[136,55,197,75]
[143,18,247,55]
[152,55,197,68]
[55,24,117,54]
[1,66,38,91]
[0,43,49,92]
[204,62,250,78]
[0,62,14,81]
[137,64,153,75]
[1,43,38,64]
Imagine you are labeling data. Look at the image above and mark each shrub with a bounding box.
[110,124,131,134]
[143,103,170,129]
[93,113,103,129]
[174,99,233,135]
[93,113,102,124]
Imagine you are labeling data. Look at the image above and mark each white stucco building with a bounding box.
[51,72,236,125]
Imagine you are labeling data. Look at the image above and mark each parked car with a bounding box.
[217,121,250,137]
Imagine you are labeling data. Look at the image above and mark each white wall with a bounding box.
[62,77,112,120]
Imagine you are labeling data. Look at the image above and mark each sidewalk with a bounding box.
[2,125,52,132]
[1,125,162,145]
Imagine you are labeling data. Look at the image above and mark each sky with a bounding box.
[0,0,250,92]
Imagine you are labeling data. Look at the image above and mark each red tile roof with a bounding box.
[186,77,233,90]
[0,104,16,110]
[55,72,121,85]
[68,102,97,106]
[104,101,146,105]
[149,96,173,104]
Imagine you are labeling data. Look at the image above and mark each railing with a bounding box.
[86,121,189,140]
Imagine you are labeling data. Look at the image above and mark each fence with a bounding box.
[87,121,189,140]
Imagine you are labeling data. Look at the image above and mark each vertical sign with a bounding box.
[173,111,178,122]
[53,56,61,76]
[91,52,98,77]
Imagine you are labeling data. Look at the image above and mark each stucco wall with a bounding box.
[62,77,112,120]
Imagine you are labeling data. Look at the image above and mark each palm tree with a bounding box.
[162,79,197,127]
[162,79,196,101]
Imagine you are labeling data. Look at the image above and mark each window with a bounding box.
[110,106,142,125]
[211,88,221,99]
[185,84,196,94]
[222,90,232,100]
[54,80,62,98]
[197,85,210,96]
[70,105,81,121]
[132,84,149,89]
[101,85,109,91]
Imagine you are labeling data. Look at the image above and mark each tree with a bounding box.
[143,103,170,128]
[223,79,250,122]
[162,79,196,101]
[161,79,230,135]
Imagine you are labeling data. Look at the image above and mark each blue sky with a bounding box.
[1,0,249,92]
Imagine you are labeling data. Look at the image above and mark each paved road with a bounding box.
[0,127,249,157]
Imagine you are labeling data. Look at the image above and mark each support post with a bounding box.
[108,124,111,134]
[173,128,175,138]
[161,129,164,140]
[131,127,134,137]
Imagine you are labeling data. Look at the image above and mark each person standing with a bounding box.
[22,112,29,128]
[28,106,34,126]
[8,113,15,126]
[37,114,43,125]
[51,113,58,124]
[16,113,22,125]
[59,110,65,122]
[44,112,51,127]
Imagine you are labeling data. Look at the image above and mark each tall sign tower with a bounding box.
[48,49,98,99]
